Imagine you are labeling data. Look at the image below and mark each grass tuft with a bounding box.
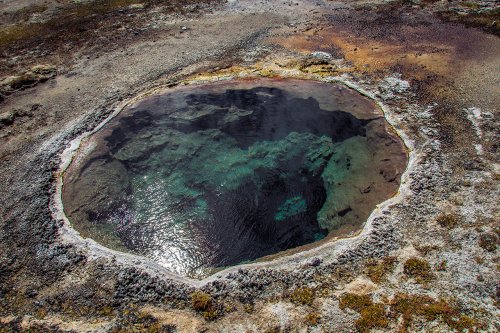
[191,291,212,311]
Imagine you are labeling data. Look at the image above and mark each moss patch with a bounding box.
[390,293,481,332]
[290,287,315,306]
[339,293,373,311]
[365,256,397,283]
[190,291,221,321]
[339,293,389,332]
[403,257,434,283]
[191,291,212,311]
[109,306,177,333]
[356,304,389,333]
[304,311,321,326]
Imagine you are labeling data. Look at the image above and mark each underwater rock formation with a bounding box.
[63,79,406,277]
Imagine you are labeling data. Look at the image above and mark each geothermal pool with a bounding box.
[62,79,407,278]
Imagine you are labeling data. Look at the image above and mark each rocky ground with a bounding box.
[0,0,498,332]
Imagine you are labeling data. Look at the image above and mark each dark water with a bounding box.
[63,80,399,278]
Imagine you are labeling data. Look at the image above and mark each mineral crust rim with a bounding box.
[51,73,415,285]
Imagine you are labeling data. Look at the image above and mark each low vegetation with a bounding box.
[339,293,389,332]
[92,305,178,333]
[390,293,481,332]
[190,291,221,321]
[339,292,483,333]
[356,304,389,332]
[365,256,397,283]
[304,311,321,326]
[437,7,500,37]
[403,257,434,283]
[289,287,315,306]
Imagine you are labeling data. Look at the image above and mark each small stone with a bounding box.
[309,258,322,267]
[129,4,144,10]
[310,51,333,62]
[0,111,15,126]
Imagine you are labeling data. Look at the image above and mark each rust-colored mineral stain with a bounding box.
[271,6,498,81]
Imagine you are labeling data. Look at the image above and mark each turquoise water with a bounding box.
[275,196,307,222]
[62,80,404,278]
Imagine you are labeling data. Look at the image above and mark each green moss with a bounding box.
[390,293,482,332]
[339,293,373,311]
[365,256,397,283]
[191,291,212,311]
[339,293,388,332]
[356,304,389,333]
[190,291,221,321]
[290,287,315,306]
[403,257,433,283]
[201,308,219,321]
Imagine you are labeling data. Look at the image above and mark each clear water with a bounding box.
[63,79,406,278]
